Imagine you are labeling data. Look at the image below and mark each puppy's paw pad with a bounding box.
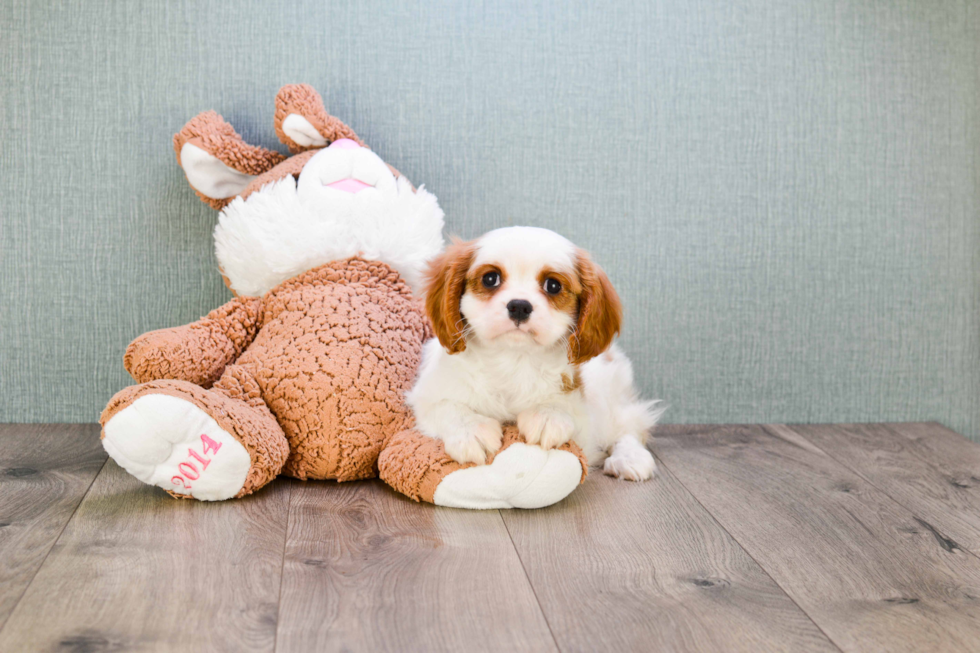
[603,446,657,481]
[517,408,574,449]
[445,434,489,466]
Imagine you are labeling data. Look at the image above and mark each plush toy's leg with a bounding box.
[100,372,288,501]
[378,425,588,510]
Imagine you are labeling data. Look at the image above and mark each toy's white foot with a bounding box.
[433,443,583,509]
[603,434,657,481]
[102,394,251,501]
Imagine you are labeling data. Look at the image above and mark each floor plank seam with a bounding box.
[770,425,980,564]
[649,451,847,653]
[499,509,563,653]
[0,456,109,637]
[271,480,294,653]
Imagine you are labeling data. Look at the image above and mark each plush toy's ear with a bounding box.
[423,239,475,354]
[274,84,364,153]
[174,111,286,210]
[568,250,622,365]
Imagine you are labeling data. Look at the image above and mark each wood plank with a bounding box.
[501,469,840,652]
[785,423,980,555]
[0,424,106,630]
[276,479,558,653]
[883,422,980,488]
[0,460,290,652]
[652,424,980,653]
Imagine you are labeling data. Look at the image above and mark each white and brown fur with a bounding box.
[406,226,663,480]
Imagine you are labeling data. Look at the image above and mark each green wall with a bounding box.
[2,0,978,438]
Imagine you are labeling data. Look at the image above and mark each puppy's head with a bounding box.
[424,226,621,364]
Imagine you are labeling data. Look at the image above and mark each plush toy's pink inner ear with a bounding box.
[180,143,256,199]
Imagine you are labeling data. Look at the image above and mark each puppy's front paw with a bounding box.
[603,438,657,481]
[444,419,503,465]
[518,407,574,449]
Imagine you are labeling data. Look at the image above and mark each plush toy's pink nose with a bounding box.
[328,138,360,150]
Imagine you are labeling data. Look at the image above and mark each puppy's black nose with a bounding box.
[507,299,533,324]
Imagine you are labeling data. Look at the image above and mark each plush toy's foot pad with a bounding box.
[379,425,587,510]
[101,380,289,500]
[103,394,250,500]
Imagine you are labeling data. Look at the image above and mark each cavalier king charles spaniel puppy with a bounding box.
[406,226,663,480]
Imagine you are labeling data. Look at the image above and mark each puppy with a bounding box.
[406,226,663,480]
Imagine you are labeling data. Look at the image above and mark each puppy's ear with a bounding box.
[424,239,475,354]
[568,250,622,365]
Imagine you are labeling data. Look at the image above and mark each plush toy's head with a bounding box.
[173,84,444,297]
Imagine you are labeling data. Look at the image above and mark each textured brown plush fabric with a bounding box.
[245,258,429,480]
[106,257,428,490]
[379,424,589,503]
[100,379,289,498]
[238,149,318,203]
[173,111,287,209]
[273,83,364,152]
[124,296,262,387]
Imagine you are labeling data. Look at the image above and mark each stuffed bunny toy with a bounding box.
[100,85,586,508]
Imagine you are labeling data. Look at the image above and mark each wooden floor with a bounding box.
[1,424,979,652]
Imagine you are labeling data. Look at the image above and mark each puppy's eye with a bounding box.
[544,278,562,295]
[482,271,501,289]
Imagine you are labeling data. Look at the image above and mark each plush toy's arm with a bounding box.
[379,426,587,509]
[124,296,263,387]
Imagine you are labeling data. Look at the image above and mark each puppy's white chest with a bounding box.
[469,348,570,417]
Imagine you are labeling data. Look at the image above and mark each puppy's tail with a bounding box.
[605,362,665,481]
[620,398,667,447]
[582,344,666,459]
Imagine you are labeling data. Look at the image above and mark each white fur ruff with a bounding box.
[214,174,445,297]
